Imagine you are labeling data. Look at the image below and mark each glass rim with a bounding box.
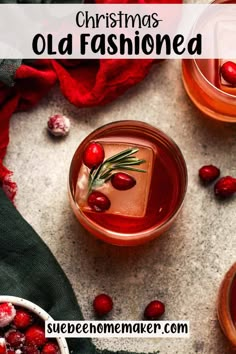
[68,120,188,242]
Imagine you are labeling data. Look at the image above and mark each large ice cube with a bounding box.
[76,142,154,218]
[216,21,236,93]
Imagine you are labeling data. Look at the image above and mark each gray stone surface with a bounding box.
[4,59,236,354]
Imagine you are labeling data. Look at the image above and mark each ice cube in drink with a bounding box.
[216,21,236,93]
[76,142,154,218]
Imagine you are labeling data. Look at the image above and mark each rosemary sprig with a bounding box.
[88,147,146,192]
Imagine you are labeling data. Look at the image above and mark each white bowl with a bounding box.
[0,295,69,354]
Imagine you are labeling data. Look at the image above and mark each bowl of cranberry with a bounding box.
[0,296,69,354]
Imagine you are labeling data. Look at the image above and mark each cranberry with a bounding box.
[15,350,22,354]
[83,142,105,169]
[42,343,59,354]
[199,165,220,183]
[0,338,6,354]
[111,173,136,190]
[47,114,70,137]
[5,330,25,348]
[144,300,165,320]
[221,61,236,85]
[93,294,113,316]
[0,303,16,328]
[22,345,39,354]
[7,350,15,354]
[25,326,46,347]
[13,310,32,329]
[214,176,236,198]
[88,191,111,212]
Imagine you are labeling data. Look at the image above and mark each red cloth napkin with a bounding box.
[0,0,181,201]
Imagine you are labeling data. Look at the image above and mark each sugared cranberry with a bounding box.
[15,350,22,354]
[47,114,70,137]
[13,310,32,329]
[199,165,220,183]
[0,338,6,354]
[144,300,165,320]
[88,191,111,212]
[42,343,59,354]
[83,142,105,169]
[22,345,39,354]
[111,173,136,190]
[214,176,236,198]
[221,61,236,85]
[93,294,113,316]
[25,326,46,347]
[0,303,16,328]
[5,330,25,348]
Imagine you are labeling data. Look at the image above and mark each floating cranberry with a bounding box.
[93,294,113,317]
[144,300,165,320]
[88,191,111,212]
[214,176,236,198]
[13,310,32,330]
[199,165,220,183]
[42,343,59,354]
[25,326,46,347]
[0,338,6,354]
[83,142,105,169]
[22,345,39,354]
[221,61,236,85]
[111,173,136,190]
[5,330,25,348]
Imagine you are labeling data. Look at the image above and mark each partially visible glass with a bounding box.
[182,58,236,122]
[218,263,236,347]
[182,0,236,123]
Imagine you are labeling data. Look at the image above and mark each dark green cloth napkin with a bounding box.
[0,59,22,86]
[0,188,151,354]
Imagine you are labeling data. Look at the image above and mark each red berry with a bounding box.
[47,114,70,137]
[7,350,15,354]
[144,300,165,320]
[25,326,46,347]
[88,191,111,212]
[111,173,136,190]
[221,61,236,85]
[42,343,59,354]
[13,310,32,329]
[0,303,16,327]
[93,294,113,316]
[0,338,6,354]
[22,345,39,354]
[199,165,220,183]
[83,142,105,169]
[214,176,236,198]
[5,330,25,348]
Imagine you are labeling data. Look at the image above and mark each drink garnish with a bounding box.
[88,147,146,192]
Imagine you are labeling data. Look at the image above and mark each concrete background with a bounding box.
[5,57,236,353]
